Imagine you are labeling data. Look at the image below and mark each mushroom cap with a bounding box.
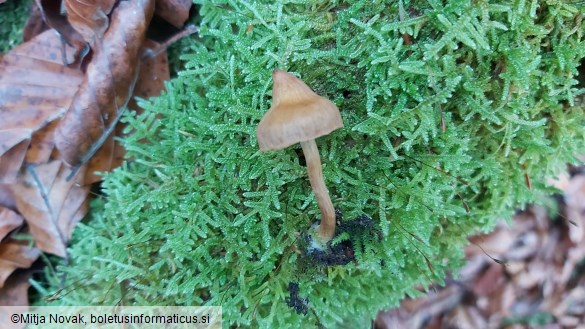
[257,69,343,151]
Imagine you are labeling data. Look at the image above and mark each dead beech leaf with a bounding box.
[0,130,31,156]
[155,0,192,28]
[0,140,29,184]
[0,271,31,308]
[25,121,59,165]
[64,0,116,43]
[23,1,49,42]
[84,39,169,184]
[133,40,170,100]
[378,169,585,329]
[36,0,88,64]
[0,30,83,183]
[0,270,31,329]
[0,185,16,212]
[8,161,88,257]
[468,225,515,256]
[0,239,40,288]
[472,262,503,296]
[55,0,156,167]
[0,209,23,241]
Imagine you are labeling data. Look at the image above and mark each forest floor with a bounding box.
[376,164,585,329]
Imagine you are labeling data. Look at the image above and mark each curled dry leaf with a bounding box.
[64,0,116,44]
[0,209,23,241]
[155,0,192,28]
[8,161,88,257]
[0,270,32,329]
[55,0,155,167]
[0,239,40,288]
[0,30,83,183]
[377,169,585,328]
[23,0,49,42]
[471,262,504,296]
[84,39,170,184]
[36,0,87,64]
[0,0,186,311]
[0,270,31,308]
[0,185,16,212]
[0,138,29,185]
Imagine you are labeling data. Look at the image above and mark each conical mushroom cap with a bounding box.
[257,69,343,151]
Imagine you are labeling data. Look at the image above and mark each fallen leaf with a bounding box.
[0,140,29,184]
[472,262,504,296]
[0,130,31,157]
[0,29,83,183]
[25,121,59,165]
[23,1,49,42]
[0,185,16,212]
[0,209,23,241]
[84,39,169,184]
[55,0,155,167]
[0,239,40,287]
[8,161,88,257]
[64,0,116,43]
[0,272,31,306]
[155,0,192,28]
[35,0,88,64]
[0,0,187,310]
[468,225,515,256]
[0,271,31,329]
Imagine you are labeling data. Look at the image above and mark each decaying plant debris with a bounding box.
[376,167,585,329]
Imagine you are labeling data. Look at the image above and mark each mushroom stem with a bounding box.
[300,139,336,243]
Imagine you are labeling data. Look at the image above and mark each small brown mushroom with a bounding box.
[257,69,343,243]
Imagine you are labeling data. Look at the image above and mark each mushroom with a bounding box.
[257,69,343,244]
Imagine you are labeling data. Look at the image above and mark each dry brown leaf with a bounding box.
[0,0,184,311]
[0,272,31,306]
[25,121,60,165]
[55,0,155,167]
[378,170,585,329]
[0,271,31,329]
[155,0,192,28]
[472,262,504,296]
[504,231,538,260]
[513,262,545,290]
[64,0,116,43]
[448,306,486,329]
[0,141,29,184]
[0,185,16,212]
[0,240,40,287]
[468,225,515,256]
[35,0,88,64]
[23,0,49,42]
[0,209,23,241]
[8,161,88,257]
[133,40,170,100]
[0,130,31,157]
[0,30,83,183]
[84,39,169,183]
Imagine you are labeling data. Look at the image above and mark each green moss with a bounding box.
[40,1,585,328]
[0,0,31,53]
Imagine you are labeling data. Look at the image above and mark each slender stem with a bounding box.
[300,139,335,242]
